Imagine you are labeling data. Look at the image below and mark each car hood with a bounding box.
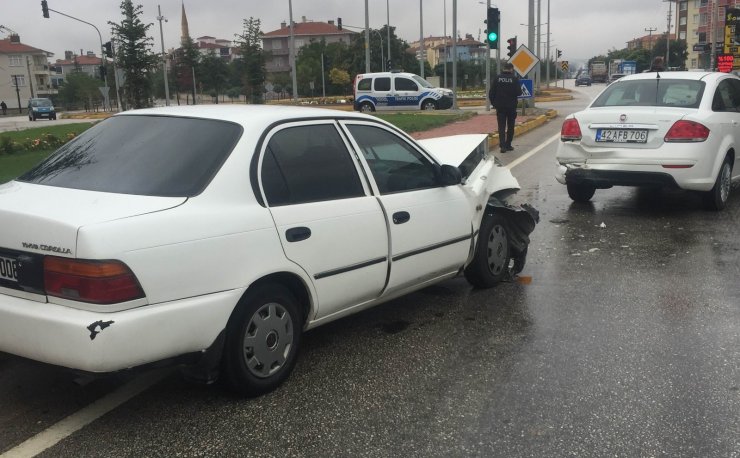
[418,134,489,166]
[0,181,186,256]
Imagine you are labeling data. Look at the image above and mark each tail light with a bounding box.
[664,120,710,142]
[561,118,582,141]
[44,257,144,304]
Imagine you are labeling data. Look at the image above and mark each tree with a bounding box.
[172,36,200,104]
[58,71,104,111]
[200,51,230,103]
[108,0,158,109]
[234,17,266,104]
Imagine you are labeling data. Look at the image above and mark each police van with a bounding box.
[353,71,453,112]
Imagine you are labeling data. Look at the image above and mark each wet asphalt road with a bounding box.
[1,82,739,457]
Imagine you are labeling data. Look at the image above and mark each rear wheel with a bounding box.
[421,99,437,111]
[567,183,596,202]
[222,283,303,397]
[359,102,375,113]
[703,157,732,211]
[465,213,510,288]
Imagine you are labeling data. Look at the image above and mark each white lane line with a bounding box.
[1,369,171,458]
[506,132,561,170]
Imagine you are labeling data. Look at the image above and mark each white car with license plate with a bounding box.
[0,105,538,396]
[556,71,740,210]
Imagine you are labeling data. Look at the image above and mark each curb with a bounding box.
[488,108,558,149]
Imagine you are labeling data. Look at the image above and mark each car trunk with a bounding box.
[0,181,185,297]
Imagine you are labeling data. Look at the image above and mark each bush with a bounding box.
[0,136,15,155]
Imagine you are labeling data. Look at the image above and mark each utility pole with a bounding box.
[452,0,457,109]
[13,76,21,114]
[546,0,551,88]
[365,0,370,73]
[26,57,35,98]
[387,0,391,69]
[157,5,170,106]
[528,0,535,108]
[485,0,491,112]
[665,0,673,67]
[644,27,657,51]
[419,0,425,78]
[289,0,297,101]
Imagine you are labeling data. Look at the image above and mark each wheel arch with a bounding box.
[420,97,437,110]
[244,272,313,325]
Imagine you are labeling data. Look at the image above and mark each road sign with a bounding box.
[518,79,533,99]
[509,44,539,78]
[561,61,569,71]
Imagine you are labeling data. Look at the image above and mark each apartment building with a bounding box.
[50,51,104,88]
[0,36,53,111]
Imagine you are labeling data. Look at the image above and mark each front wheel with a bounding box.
[421,99,437,111]
[567,183,596,202]
[222,283,303,397]
[703,158,732,211]
[359,102,375,113]
[465,213,510,288]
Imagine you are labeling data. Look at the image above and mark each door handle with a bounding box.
[392,211,410,224]
[285,226,311,242]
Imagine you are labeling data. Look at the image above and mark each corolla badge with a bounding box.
[619,114,627,122]
[22,242,72,254]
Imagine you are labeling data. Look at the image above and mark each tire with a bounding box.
[359,102,375,113]
[567,183,596,202]
[222,283,303,397]
[703,157,732,211]
[421,99,437,111]
[464,213,510,288]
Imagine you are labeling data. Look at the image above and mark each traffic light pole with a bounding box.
[485,0,491,112]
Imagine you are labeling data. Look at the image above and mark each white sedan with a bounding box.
[556,71,740,210]
[0,105,538,396]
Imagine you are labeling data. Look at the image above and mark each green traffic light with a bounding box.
[488,32,498,42]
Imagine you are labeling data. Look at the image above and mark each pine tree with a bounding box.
[234,17,266,104]
[109,0,158,109]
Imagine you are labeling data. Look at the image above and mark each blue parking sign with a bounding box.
[518,79,533,99]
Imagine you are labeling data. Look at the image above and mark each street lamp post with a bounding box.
[157,5,170,106]
[387,0,391,69]
[289,0,297,101]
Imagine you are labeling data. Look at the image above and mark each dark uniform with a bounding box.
[489,67,522,152]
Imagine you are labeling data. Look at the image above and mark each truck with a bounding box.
[590,61,607,83]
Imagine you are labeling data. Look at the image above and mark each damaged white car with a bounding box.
[0,106,537,396]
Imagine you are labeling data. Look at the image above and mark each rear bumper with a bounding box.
[0,288,243,373]
[560,166,680,189]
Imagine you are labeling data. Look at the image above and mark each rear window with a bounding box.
[592,79,705,108]
[18,115,242,197]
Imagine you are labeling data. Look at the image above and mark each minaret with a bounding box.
[181,1,190,46]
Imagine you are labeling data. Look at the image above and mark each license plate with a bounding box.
[596,129,648,143]
[0,255,18,283]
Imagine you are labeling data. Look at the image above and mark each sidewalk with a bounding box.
[410,108,558,148]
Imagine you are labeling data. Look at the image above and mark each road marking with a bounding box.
[506,132,560,170]
[1,369,171,458]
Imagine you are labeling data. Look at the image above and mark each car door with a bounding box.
[373,76,393,111]
[341,121,473,295]
[392,76,420,111]
[710,78,740,178]
[257,121,389,319]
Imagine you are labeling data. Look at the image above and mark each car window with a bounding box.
[712,79,740,112]
[18,115,242,197]
[357,78,372,91]
[374,77,391,91]
[395,77,418,91]
[261,124,364,206]
[592,79,704,108]
[412,75,433,88]
[346,124,439,194]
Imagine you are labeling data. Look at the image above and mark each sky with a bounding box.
[2,0,674,66]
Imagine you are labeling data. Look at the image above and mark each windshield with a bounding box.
[30,99,53,107]
[412,75,434,88]
[18,115,243,197]
[591,78,705,108]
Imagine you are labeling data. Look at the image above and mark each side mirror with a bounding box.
[439,164,462,186]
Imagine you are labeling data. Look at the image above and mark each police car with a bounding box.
[353,71,453,112]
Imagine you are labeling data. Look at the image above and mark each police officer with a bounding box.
[489,63,522,153]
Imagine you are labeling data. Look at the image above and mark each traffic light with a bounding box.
[557,49,562,59]
[99,65,107,80]
[337,17,342,31]
[41,0,49,18]
[104,41,113,58]
[485,7,500,49]
[506,37,517,58]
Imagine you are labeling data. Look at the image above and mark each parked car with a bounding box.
[0,105,538,396]
[607,73,626,85]
[354,71,454,112]
[556,71,740,210]
[575,74,592,86]
[27,98,56,121]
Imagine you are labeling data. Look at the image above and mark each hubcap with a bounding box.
[242,302,293,378]
[486,224,508,275]
[720,163,731,203]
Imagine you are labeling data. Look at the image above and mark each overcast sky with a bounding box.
[2,0,674,65]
